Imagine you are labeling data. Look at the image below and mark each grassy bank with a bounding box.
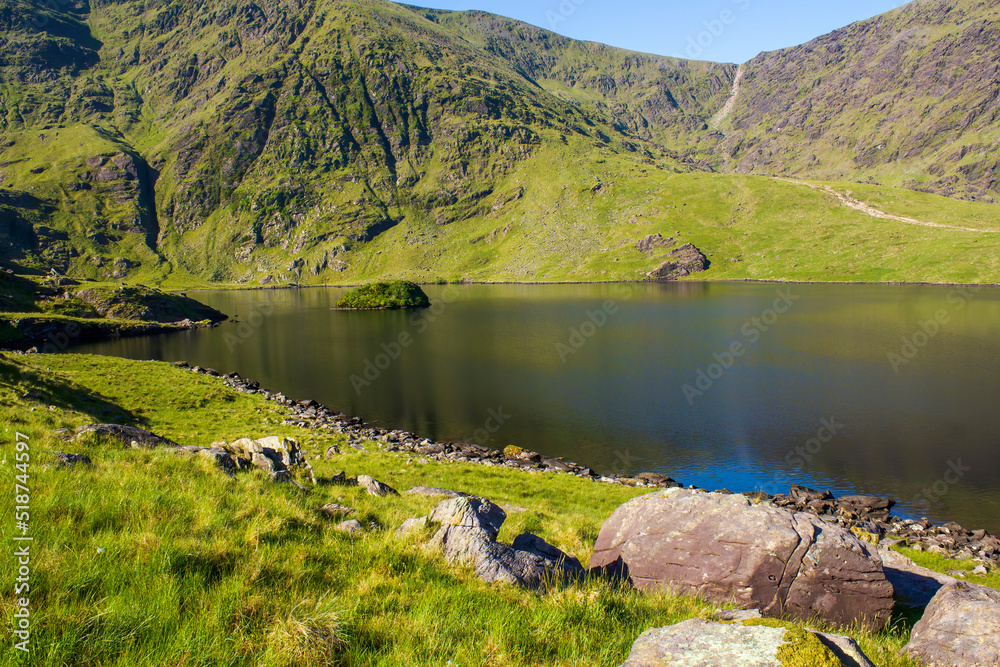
[1,353,997,666]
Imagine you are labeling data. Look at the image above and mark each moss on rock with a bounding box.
[742,619,842,667]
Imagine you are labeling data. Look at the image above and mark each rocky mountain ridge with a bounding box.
[0,0,998,285]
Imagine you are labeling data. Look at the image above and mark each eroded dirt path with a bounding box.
[776,178,1000,233]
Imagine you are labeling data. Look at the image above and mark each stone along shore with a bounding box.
[163,360,1000,571]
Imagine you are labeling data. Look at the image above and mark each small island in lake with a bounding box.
[334,280,431,310]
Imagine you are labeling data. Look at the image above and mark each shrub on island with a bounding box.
[335,280,430,310]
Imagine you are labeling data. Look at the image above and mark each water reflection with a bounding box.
[72,282,1000,532]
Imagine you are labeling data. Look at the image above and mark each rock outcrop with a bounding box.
[414,497,585,591]
[590,489,894,629]
[646,243,708,280]
[74,423,179,448]
[905,581,1000,666]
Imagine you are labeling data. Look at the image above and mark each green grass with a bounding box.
[0,352,979,665]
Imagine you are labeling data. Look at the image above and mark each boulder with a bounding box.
[619,619,875,667]
[877,543,957,608]
[426,497,584,591]
[358,474,398,497]
[429,496,506,542]
[590,489,894,629]
[219,436,316,484]
[904,581,1000,666]
[74,423,178,448]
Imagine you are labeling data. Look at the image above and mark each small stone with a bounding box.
[49,451,92,468]
[358,474,398,497]
[334,519,364,534]
[320,504,355,517]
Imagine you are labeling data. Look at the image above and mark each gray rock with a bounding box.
[251,452,276,473]
[619,619,874,667]
[319,504,355,518]
[814,631,878,667]
[334,519,364,534]
[195,447,236,473]
[427,497,583,591]
[590,489,894,629]
[357,474,399,497]
[877,543,958,607]
[48,451,92,467]
[397,516,429,537]
[74,423,178,448]
[905,581,1000,666]
[429,497,506,542]
[221,436,316,484]
[403,486,467,498]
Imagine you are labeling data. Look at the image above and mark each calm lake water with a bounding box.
[73,282,1000,532]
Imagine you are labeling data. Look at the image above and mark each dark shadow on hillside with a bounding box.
[0,355,146,427]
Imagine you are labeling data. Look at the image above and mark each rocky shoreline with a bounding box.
[0,317,219,353]
[169,361,999,570]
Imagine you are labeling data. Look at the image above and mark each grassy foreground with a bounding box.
[0,353,996,666]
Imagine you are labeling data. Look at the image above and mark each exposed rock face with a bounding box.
[74,423,179,448]
[905,582,1000,666]
[423,497,584,591]
[646,243,708,280]
[619,619,875,667]
[635,234,676,254]
[209,436,316,484]
[589,489,894,629]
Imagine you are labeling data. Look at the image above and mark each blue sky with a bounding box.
[401,0,911,63]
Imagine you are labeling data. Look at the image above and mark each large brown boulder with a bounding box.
[589,489,894,629]
[904,581,1000,666]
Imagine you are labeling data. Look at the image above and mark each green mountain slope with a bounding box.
[0,0,998,287]
[721,0,1000,202]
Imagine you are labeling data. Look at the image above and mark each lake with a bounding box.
[72,282,1000,533]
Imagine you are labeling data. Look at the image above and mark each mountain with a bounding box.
[720,0,1000,202]
[0,0,998,287]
